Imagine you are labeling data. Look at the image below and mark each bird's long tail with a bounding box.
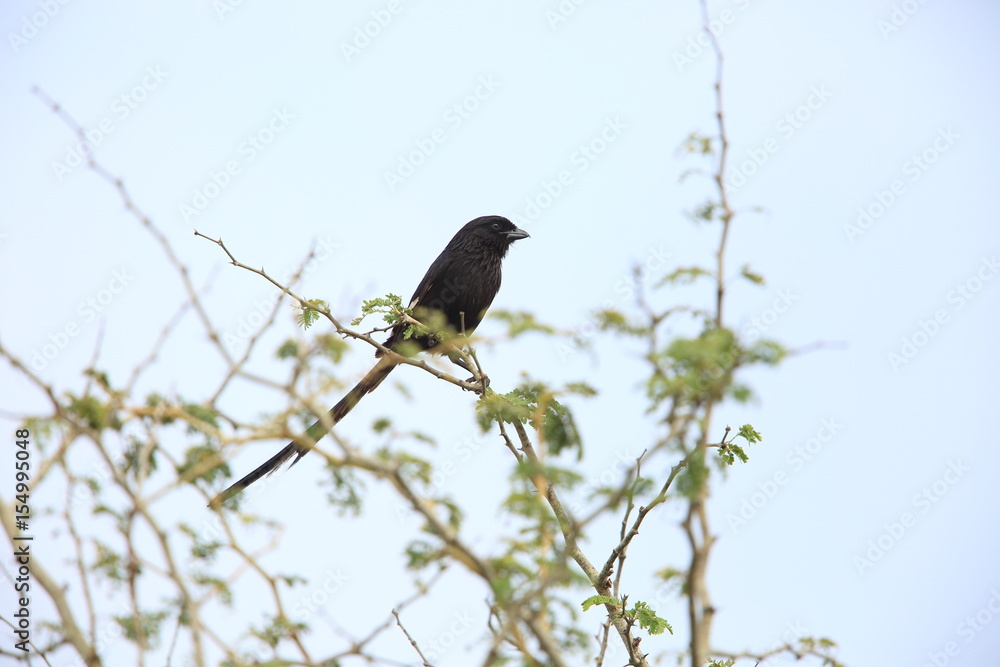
[209,356,397,507]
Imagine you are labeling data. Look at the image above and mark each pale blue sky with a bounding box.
[2,2,998,666]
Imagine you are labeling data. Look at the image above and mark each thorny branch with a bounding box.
[4,93,573,667]
[6,20,843,663]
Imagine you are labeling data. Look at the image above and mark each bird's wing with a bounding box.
[378,249,453,355]
[406,249,452,309]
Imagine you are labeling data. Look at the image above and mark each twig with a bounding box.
[193,231,486,394]
[33,87,237,370]
[392,609,435,667]
[506,420,651,667]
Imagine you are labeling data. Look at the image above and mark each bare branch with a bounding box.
[392,609,435,667]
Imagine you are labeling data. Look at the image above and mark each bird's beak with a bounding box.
[506,227,530,241]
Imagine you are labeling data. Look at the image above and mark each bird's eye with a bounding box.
[491,222,500,230]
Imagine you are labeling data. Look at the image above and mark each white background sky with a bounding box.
[2,1,999,666]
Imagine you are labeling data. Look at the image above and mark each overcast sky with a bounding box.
[2,2,999,666]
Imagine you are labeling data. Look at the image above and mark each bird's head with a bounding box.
[458,215,530,255]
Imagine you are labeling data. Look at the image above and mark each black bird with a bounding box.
[210,215,529,507]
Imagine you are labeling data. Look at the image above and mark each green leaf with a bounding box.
[405,540,440,571]
[718,442,748,465]
[114,610,169,648]
[191,572,232,605]
[594,309,648,336]
[322,462,364,516]
[581,595,619,612]
[654,567,685,596]
[630,600,672,635]
[738,423,762,444]
[250,615,306,648]
[121,436,157,478]
[718,424,761,465]
[648,327,741,406]
[582,597,673,636]
[85,367,113,390]
[179,523,224,562]
[656,265,712,287]
[676,449,709,498]
[276,339,299,359]
[475,391,532,431]
[730,383,753,403]
[690,199,719,223]
[181,403,219,433]
[144,393,176,425]
[66,393,120,431]
[490,309,557,337]
[297,299,329,329]
[478,382,588,457]
[564,381,598,397]
[94,541,127,583]
[510,460,583,491]
[316,333,349,362]
[541,397,582,459]
[678,131,714,156]
[176,444,227,485]
[351,293,406,327]
[740,263,765,285]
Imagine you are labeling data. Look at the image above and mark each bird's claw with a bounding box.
[466,374,490,392]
